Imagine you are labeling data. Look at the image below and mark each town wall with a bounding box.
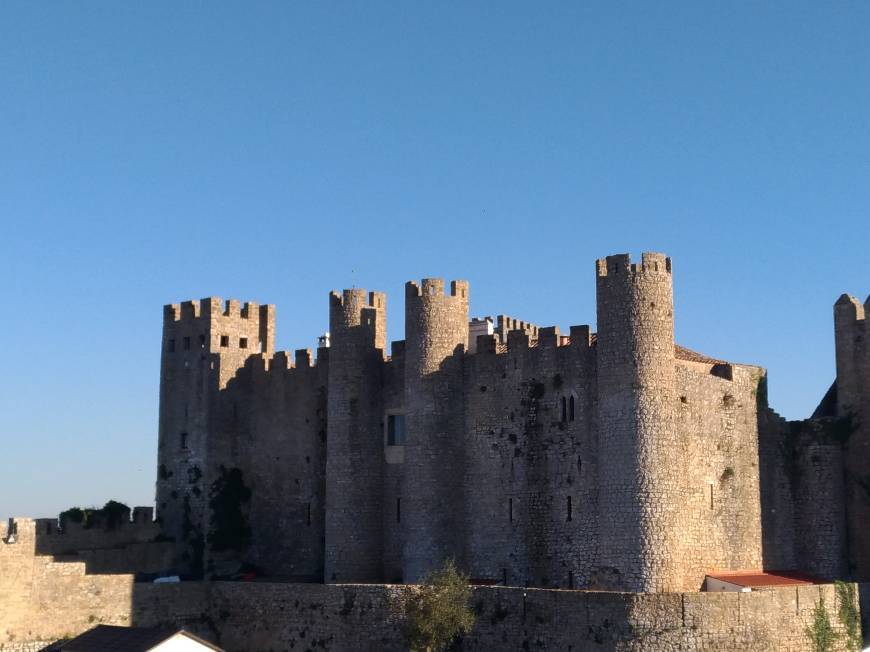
[0,521,860,652]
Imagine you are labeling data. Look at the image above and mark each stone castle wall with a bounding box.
[147,252,865,592]
[0,521,861,652]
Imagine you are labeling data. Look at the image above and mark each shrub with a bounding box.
[400,559,476,652]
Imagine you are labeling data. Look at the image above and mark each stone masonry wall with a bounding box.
[325,289,387,582]
[675,361,764,590]
[834,293,870,580]
[0,528,859,652]
[222,348,328,580]
[402,278,469,582]
[594,253,685,592]
[461,326,597,589]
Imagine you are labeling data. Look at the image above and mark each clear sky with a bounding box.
[2,2,868,518]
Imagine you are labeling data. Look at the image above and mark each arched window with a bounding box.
[569,395,576,421]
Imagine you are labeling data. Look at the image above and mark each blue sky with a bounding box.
[1,2,868,517]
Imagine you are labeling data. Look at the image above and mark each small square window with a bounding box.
[239,337,248,349]
[183,337,191,350]
[220,335,229,348]
[387,414,406,446]
[168,339,175,353]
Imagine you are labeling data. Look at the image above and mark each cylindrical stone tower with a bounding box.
[324,289,386,582]
[834,293,869,579]
[402,278,469,582]
[594,252,684,592]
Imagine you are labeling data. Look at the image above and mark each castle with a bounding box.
[2,250,868,651]
[151,251,869,593]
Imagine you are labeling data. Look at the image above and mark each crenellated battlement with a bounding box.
[164,297,273,322]
[596,252,672,279]
[470,323,593,356]
[2,506,159,557]
[835,294,867,323]
[405,278,469,300]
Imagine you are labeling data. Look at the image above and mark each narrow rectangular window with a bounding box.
[220,335,229,347]
[396,497,401,523]
[168,339,175,353]
[568,570,574,589]
[387,414,406,446]
[199,334,206,348]
[509,497,513,523]
[239,337,248,349]
[180,432,188,450]
[569,396,575,421]
[183,336,191,350]
[567,495,572,521]
[710,485,714,510]
[307,502,311,526]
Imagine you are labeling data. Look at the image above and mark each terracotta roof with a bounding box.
[706,570,822,588]
[674,345,726,365]
[49,625,223,652]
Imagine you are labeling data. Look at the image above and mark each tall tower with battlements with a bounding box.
[834,293,869,579]
[402,279,469,582]
[157,297,274,574]
[324,289,387,582]
[594,253,685,592]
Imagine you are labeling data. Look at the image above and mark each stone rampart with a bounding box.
[0,567,860,652]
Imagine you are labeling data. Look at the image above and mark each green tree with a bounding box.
[401,559,476,652]
[805,592,838,652]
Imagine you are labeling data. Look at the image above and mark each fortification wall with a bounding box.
[462,325,596,588]
[0,537,859,652]
[157,297,276,575]
[381,348,406,583]
[758,407,799,571]
[674,361,764,589]
[758,409,850,580]
[220,348,328,580]
[0,518,181,650]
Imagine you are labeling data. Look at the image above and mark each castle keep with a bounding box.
[152,252,869,593]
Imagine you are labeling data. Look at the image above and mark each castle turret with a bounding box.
[157,297,274,575]
[594,253,684,592]
[402,279,469,582]
[324,289,386,582]
[834,293,869,579]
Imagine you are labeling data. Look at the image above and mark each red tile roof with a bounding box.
[706,570,823,588]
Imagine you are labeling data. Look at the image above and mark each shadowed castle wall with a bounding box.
[157,298,275,575]
[325,289,387,582]
[461,326,597,588]
[221,348,328,580]
[835,294,870,579]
